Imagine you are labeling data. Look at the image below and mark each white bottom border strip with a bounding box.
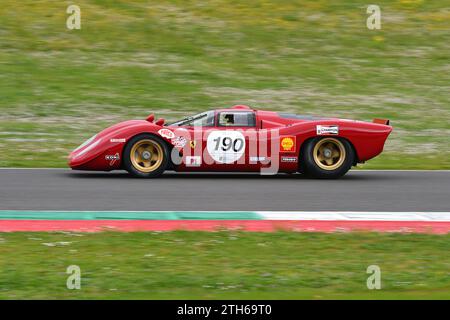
[256,211,450,221]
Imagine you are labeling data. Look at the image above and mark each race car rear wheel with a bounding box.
[301,137,354,179]
[123,134,169,178]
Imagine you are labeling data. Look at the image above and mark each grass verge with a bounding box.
[0,231,449,299]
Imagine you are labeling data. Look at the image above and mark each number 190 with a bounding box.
[214,137,244,152]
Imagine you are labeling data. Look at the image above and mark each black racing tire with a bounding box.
[123,134,169,178]
[301,137,354,179]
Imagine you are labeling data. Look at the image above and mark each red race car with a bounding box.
[69,105,392,179]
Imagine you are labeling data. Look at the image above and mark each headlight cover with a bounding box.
[73,134,97,152]
[74,139,101,159]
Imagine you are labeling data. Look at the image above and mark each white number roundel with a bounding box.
[206,131,246,164]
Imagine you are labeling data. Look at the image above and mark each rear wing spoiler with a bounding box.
[373,118,390,125]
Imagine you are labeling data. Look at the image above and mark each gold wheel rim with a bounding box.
[130,139,163,173]
[313,138,346,171]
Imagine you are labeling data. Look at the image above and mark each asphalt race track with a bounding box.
[1,169,449,211]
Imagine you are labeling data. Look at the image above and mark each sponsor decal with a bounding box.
[250,156,267,162]
[206,131,246,164]
[171,136,187,148]
[105,153,120,166]
[158,128,175,139]
[316,125,339,135]
[186,156,201,167]
[281,156,298,163]
[110,138,126,143]
[189,140,197,149]
[280,136,296,152]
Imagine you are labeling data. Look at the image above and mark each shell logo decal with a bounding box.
[280,136,296,152]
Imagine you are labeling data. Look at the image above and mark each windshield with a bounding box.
[168,111,215,127]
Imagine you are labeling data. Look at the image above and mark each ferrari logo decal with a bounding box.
[280,136,296,152]
[189,140,197,149]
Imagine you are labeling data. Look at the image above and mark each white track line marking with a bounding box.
[256,211,450,221]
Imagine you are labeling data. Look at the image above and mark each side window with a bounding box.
[218,112,255,127]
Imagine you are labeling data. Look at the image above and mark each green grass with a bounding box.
[0,231,449,299]
[0,1,449,168]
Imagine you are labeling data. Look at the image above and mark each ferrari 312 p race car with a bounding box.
[69,105,392,179]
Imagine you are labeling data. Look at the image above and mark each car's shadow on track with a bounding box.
[64,170,394,181]
[66,171,306,180]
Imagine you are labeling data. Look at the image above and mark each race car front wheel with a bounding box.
[301,137,354,179]
[123,134,169,178]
